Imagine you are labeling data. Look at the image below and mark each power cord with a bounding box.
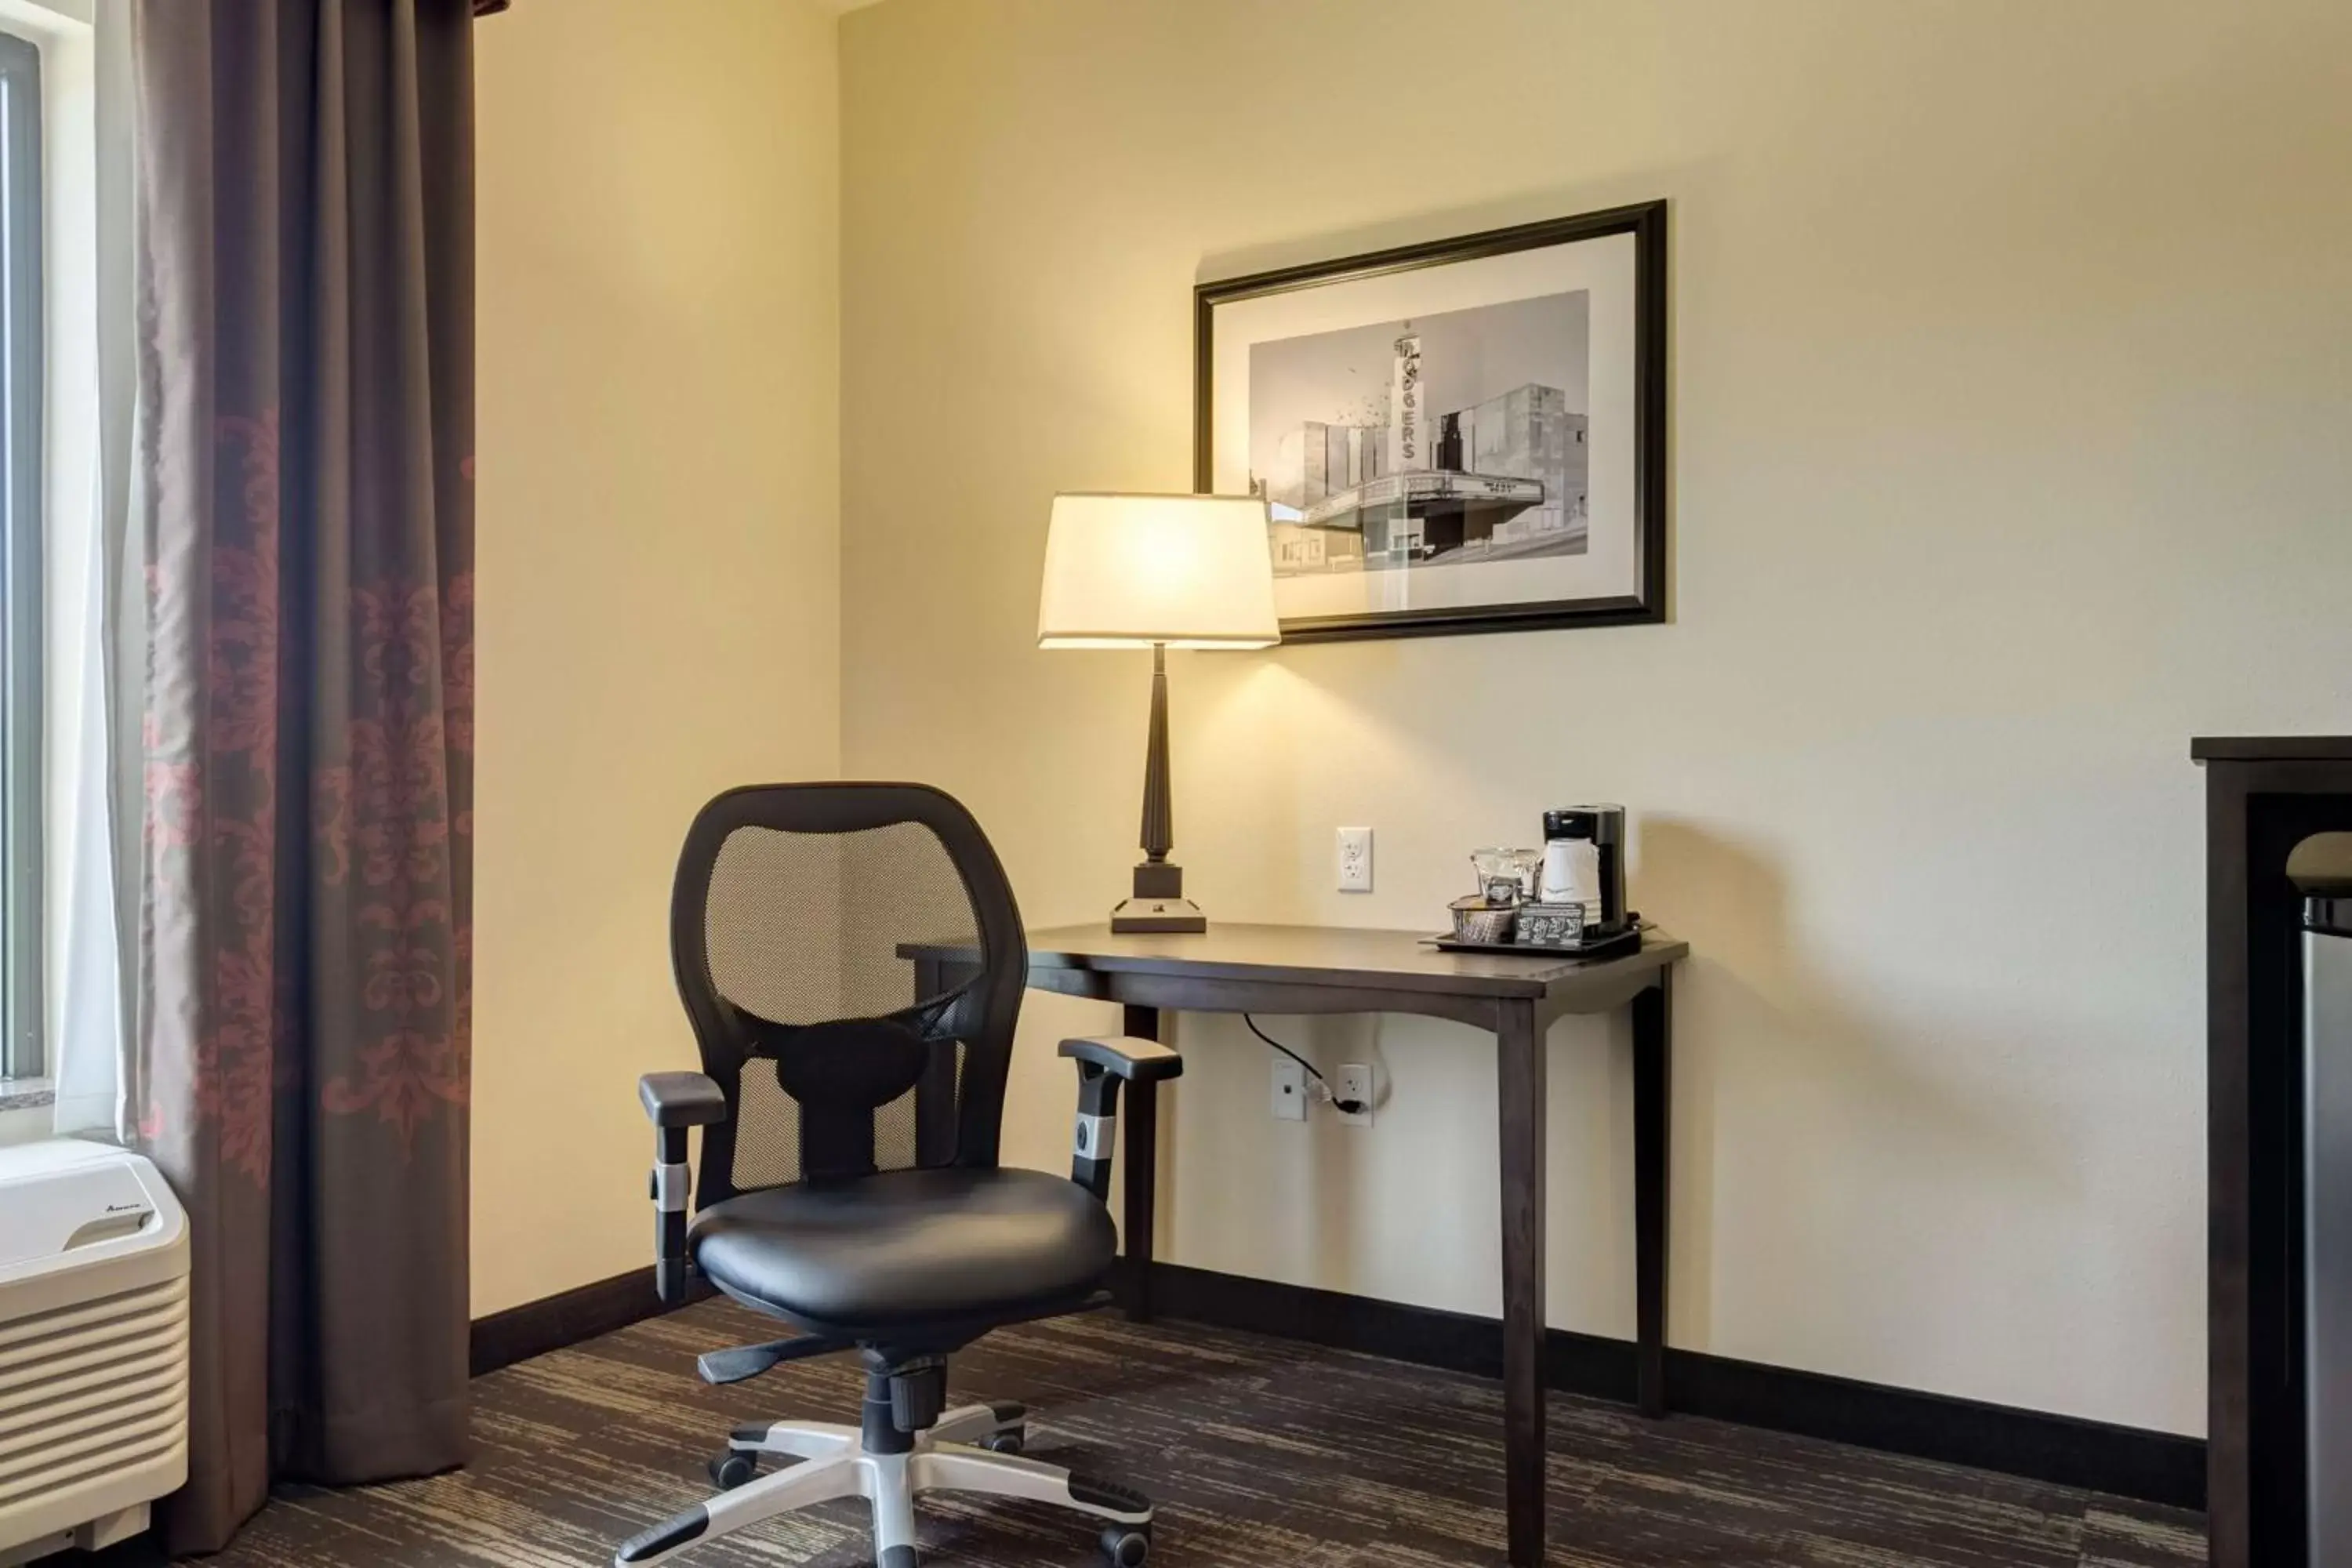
[1243,1014,1369,1117]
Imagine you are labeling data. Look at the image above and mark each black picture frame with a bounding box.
[1194,200,1668,644]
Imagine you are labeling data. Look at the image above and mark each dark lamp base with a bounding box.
[1110,897,1207,935]
[1112,859,1205,932]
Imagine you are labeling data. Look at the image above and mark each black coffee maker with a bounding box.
[1541,805,1628,938]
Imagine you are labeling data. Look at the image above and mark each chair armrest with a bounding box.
[1058,1036,1184,1083]
[638,1073,724,1306]
[640,1071,728,1127]
[1060,1037,1181,1202]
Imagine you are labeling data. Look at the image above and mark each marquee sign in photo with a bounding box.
[1195,201,1668,643]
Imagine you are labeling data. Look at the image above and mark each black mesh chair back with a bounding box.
[671,783,1027,1207]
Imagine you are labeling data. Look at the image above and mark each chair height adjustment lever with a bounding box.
[695,1332,851,1385]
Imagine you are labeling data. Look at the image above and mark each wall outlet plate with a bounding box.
[1337,826,1374,892]
[1271,1058,1308,1122]
[1336,1063,1374,1127]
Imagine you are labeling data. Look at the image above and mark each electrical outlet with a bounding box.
[1271,1058,1308,1122]
[1336,1063,1375,1127]
[1337,826,1374,892]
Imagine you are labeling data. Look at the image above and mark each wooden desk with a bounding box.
[915,920,1686,1568]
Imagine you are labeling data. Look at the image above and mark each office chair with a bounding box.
[618,783,1181,1568]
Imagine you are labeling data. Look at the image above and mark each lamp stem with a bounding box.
[1140,642,1173,862]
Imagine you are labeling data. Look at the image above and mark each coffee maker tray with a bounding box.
[1426,923,1646,963]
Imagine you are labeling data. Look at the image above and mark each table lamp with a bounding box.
[1037,492,1279,933]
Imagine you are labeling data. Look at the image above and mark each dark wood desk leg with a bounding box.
[911,957,960,1167]
[1632,971,1673,1420]
[1121,1003,1161,1323]
[1497,999,1547,1568]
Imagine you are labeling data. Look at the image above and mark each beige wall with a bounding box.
[840,0,2352,1436]
[471,0,840,1316]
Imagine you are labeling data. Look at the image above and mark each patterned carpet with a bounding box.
[159,1298,2205,1566]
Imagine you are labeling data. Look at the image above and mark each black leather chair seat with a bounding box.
[691,1167,1118,1327]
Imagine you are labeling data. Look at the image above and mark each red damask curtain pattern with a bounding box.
[127,0,478,1551]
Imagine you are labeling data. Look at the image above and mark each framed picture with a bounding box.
[1194,201,1667,643]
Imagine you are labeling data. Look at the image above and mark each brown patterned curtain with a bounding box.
[127,0,478,1551]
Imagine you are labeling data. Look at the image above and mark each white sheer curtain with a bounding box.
[49,434,122,1134]
[47,0,135,1137]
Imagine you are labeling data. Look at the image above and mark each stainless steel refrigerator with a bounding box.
[2300,837,2352,1566]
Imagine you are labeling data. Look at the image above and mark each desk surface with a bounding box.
[991,920,1686,1002]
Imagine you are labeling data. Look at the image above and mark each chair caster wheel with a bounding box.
[979,1427,1025,1455]
[1100,1525,1150,1566]
[708,1450,759,1490]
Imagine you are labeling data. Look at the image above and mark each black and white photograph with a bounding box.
[1196,202,1666,641]
[1250,291,1592,578]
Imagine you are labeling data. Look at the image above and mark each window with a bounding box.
[0,30,39,1081]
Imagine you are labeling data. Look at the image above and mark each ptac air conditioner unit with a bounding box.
[0,1141,189,1566]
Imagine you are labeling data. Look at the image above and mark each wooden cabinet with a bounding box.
[2196,736,2352,1568]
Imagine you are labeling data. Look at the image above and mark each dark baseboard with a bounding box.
[466,1258,2202,1513]
[470,1265,710,1377]
[1145,1261,2205,1512]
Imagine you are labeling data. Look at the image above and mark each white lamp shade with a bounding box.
[1036,492,1280,649]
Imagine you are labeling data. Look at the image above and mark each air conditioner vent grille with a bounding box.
[0,1275,190,1511]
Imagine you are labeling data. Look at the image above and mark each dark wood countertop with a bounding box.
[2192,735,2352,763]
